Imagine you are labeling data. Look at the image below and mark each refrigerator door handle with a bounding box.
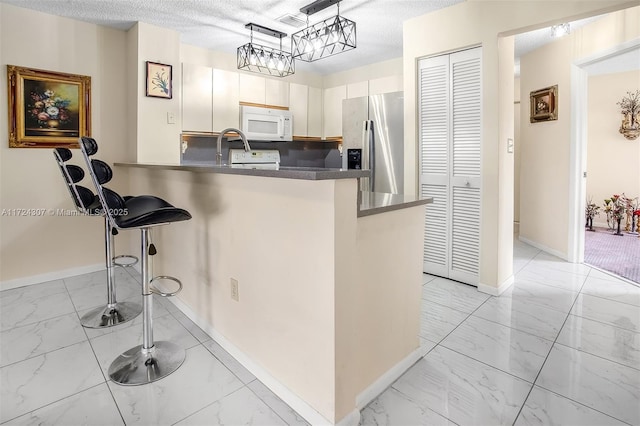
[368,120,375,192]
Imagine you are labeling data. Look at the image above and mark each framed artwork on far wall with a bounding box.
[7,65,91,148]
[146,61,172,99]
[530,85,558,123]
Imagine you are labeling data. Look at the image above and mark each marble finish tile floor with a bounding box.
[2,240,640,425]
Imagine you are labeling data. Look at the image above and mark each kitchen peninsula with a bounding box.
[118,162,430,425]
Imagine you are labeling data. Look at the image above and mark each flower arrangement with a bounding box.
[585,197,600,231]
[617,90,640,140]
[28,89,72,129]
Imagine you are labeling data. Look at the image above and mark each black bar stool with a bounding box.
[53,148,142,328]
[79,137,192,385]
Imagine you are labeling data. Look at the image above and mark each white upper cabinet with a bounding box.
[347,81,368,99]
[369,75,403,95]
[239,74,266,104]
[289,83,308,137]
[239,74,289,107]
[323,85,346,138]
[182,63,213,132]
[266,79,289,108]
[307,86,322,138]
[213,69,239,131]
[289,84,323,138]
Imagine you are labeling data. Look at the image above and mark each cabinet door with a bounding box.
[289,83,308,136]
[213,69,239,130]
[266,79,289,107]
[347,81,368,99]
[182,63,212,132]
[369,75,403,95]
[239,74,266,104]
[308,87,322,138]
[323,85,346,138]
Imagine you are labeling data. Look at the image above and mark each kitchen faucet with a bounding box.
[216,128,251,165]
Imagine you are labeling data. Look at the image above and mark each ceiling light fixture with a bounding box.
[291,0,356,62]
[237,23,295,78]
[550,23,570,38]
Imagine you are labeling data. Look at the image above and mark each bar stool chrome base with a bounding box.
[80,301,143,329]
[108,341,185,385]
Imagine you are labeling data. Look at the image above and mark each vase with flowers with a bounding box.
[608,194,626,236]
[585,197,600,231]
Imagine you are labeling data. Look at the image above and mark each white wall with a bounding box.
[0,3,132,285]
[132,22,182,164]
[587,70,640,227]
[519,7,640,255]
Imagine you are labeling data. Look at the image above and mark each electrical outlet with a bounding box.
[230,278,239,301]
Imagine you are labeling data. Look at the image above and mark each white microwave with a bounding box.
[240,105,292,141]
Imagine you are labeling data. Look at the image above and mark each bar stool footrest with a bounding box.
[80,301,143,329]
[150,276,182,297]
[113,254,139,268]
[108,341,186,385]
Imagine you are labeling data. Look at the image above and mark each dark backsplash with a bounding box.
[181,135,343,168]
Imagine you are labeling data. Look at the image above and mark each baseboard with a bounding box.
[518,236,568,261]
[0,263,104,291]
[336,409,361,426]
[167,296,336,425]
[478,275,514,296]
[355,346,422,410]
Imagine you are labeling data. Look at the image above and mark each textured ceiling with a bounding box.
[0,0,465,74]
[0,1,622,76]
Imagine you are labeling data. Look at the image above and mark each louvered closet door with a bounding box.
[419,55,450,278]
[419,47,481,286]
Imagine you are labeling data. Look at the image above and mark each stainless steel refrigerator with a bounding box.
[342,91,404,194]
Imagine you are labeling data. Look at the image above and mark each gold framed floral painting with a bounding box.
[145,61,172,99]
[7,65,91,148]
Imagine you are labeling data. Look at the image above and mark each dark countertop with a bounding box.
[115,162,431,216]
[115,162,369,181]
[358,191,433,217]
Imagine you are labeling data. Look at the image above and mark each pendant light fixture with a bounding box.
[291,0,356,62]
[237,23,295,77]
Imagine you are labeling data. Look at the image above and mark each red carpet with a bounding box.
[584,227,640,284]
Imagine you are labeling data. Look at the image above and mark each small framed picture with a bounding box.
[530,85,558,123]
[146,61,172,99]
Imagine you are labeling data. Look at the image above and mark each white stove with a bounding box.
[228,149,281,169]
